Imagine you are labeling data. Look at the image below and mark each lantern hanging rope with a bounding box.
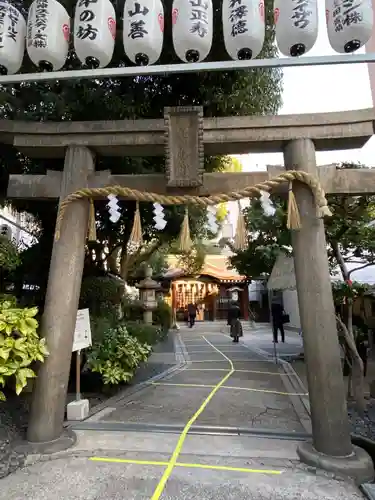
[54,170,332,241]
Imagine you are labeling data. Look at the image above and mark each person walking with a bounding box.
[187,302,197,328]
[228,301,243,343]
[271,301,285,343]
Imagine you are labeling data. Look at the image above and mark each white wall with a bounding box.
[282,289,300,329]
[0,207,35,248]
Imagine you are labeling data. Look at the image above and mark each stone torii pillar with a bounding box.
[27,146,95,446]
[284,138,373,483]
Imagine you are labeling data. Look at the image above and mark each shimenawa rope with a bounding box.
[54,170,332,244]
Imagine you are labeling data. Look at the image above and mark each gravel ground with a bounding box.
[0,332,176,480]
[348,400,375,441]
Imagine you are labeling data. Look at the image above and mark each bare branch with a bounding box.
[348,262,375,277]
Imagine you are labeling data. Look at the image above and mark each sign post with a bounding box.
[67,308,92,421]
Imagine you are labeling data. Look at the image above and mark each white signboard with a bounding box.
[72,308,92,352]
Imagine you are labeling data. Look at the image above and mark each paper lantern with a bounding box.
[274,0,318,57]
[0,2,26,75]
[172,0,213,63]
[27,0,70,71]
[74,0,116,68]
[326,0,373,53]
[123,0,164,65]
[222,0,265,60]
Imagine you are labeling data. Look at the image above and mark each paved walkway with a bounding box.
[0,323,364,499]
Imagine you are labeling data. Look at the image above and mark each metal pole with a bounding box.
[268,289,278,364]
[1,52,375,85]
[76,350,81,402]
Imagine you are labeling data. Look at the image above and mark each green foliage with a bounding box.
[86,325,151,385]
[90,314,117,344]
[132,247,169,279]
[80,276,124,316]
[332,281,369,305]
[230,164,375,280]
[154,300,173,332]
[122,295,143,322]
[0,294,17,307]
[173,241,207,276]
[229,197,291,278]
[0,235,20,272]
[0,301,49,401]
[125,321,164,345]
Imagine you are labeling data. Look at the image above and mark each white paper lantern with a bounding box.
[274,0,318,57]
[326,0,373,53]
[123,0,164,65]
[222,0,265,60]
[27,0,70,71]
[172,0,213,63]
[0,2,26,75]
[74,0,116,68]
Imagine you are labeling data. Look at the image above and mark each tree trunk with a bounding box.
[331,240,366,415]
[337,315,366,415]
[107,246,120,274]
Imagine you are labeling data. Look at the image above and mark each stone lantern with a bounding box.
[136,265,159,324]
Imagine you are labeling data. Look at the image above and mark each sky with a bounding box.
[236,0,374,172]
[227,1,375,282]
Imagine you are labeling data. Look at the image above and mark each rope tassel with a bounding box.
[234,201,247,251]
[286,181,301,230]
[129,201,143,247]
[87,198,97,242]
[178,207,192,252]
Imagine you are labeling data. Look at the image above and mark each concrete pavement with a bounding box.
[0,323,365,499]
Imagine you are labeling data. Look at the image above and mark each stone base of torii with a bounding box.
[5,106,375,483]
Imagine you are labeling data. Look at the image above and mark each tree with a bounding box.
[229,197,291,278]
[229,163,375,413]
[1,0,283,302]
[216,157,244,222]
[176,242,207,277]
[0,235,21,295]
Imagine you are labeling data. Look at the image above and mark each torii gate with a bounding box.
[5,106,375,481]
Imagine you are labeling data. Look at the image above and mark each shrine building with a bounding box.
[160,253,250,322]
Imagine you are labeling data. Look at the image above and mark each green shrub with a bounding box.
[90,314,117,343]
[154,300,172,332]
[0,301,49,401]
[86,325,151,385]
[80,276,124,317]
[0,236,20,272]
[125,321,163,345]
[0,294,17,307]
[122,295,143,322]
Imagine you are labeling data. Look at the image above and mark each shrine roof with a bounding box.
[164,254,248,283]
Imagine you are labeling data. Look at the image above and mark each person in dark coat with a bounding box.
[187,302,197,328]
[271,302,285,343]
[228,301,243,343]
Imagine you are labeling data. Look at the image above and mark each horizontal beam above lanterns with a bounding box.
[3,107,373,158]
[8,165,375,200]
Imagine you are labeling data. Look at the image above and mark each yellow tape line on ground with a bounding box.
[90,456,282,475]
[151,381,307,397]
[185,368,291,376]
[150,336,235,500]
